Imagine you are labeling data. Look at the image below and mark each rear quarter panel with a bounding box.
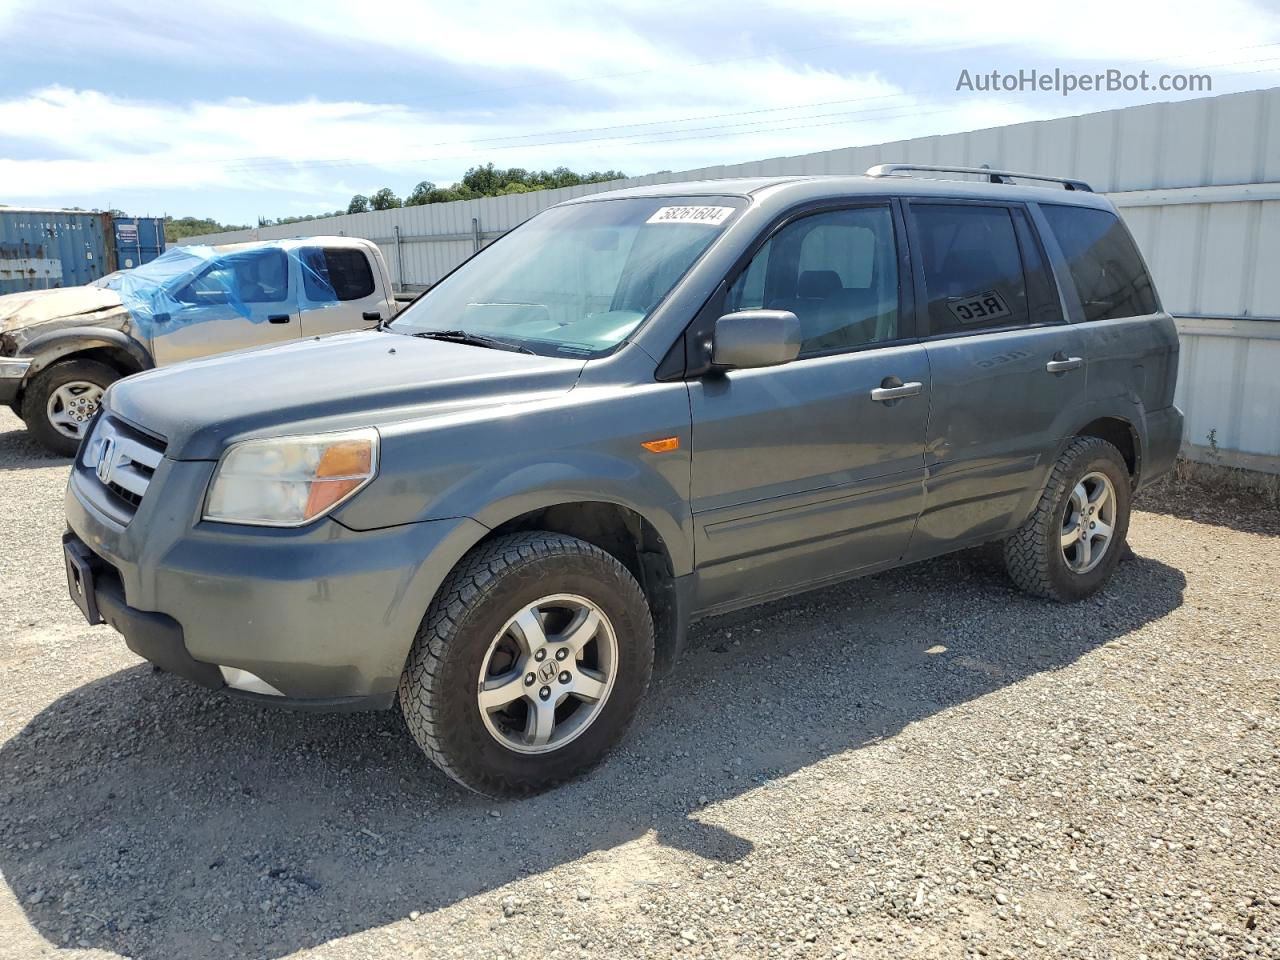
[1077,313,1181,476]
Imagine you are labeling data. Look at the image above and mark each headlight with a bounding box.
[203,428,379,527]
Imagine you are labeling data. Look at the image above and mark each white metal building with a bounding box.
[186,88,1280,473]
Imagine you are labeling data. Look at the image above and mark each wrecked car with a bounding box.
[0,236,399,455]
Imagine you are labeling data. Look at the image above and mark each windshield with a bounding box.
[93,246,207,291]
[390,197,743,357]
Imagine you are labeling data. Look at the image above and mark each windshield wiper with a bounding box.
[406,329,535,355]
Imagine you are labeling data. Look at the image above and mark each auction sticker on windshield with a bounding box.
[646,206,735,226]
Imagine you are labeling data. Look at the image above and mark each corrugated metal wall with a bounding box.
[185,87,1280,471]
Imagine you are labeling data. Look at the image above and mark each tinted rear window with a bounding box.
[301,247,376,301]
[1041,205,1159,322]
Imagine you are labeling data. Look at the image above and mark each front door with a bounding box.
[689,203,930,610]
[903,199,1088,558]
[150,247,300,365]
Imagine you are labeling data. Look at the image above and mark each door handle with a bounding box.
[267,314,291,324]
[362,311,381,322]
[1045,355,1083,374]
[870,380,923,402]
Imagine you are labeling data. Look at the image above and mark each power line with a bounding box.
[215,45,1280,176]
[213,40,1280,172]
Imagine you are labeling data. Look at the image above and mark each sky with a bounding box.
[2,0,1279,224]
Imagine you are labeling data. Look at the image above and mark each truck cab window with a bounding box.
[301,247,376,302]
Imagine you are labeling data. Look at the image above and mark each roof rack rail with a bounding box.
[865,163,1093,192]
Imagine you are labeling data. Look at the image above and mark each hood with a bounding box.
[105,330,587,459]
[0,285,124,332]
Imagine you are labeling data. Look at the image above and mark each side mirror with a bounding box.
[711,310,801,370]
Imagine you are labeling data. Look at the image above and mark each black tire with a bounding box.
[399,532,655,797]
[20,359,120,457]
[1003,436,1132,602]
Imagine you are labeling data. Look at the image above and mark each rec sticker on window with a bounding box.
[946,289,1013,324]
[645,205,735,226]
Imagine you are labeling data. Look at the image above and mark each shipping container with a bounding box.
[0,208,165,294]
[110,215,165,272]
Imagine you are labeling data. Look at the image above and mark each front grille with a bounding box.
[81,415,167,521]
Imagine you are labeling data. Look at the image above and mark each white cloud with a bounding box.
[2,0,1277,217]
[762,0,1280,69]
[0,79,1059,205]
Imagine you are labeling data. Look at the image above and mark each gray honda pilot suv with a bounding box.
[62,164,1183,796]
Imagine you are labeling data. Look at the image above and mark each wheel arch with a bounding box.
[17,328,152,401]
[479,500,689,675]
[1072,415,1139,481]
[1009,409,1143,539]
[427,499,691,680]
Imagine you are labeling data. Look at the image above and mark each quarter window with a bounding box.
[301,247,376,301]
[725,206,900,355]
[912,204,1031,335]
[1041,205,1159,321]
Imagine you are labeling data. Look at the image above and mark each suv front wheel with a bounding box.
[399,532,655,796]
[1004,436,1132,602]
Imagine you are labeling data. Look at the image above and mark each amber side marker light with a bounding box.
[641,437,681,453]
[305,439,376,517]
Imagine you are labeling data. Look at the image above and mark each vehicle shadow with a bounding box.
[0,419,71,469]
[0,550,1186,958]
[1134,473,1280,537]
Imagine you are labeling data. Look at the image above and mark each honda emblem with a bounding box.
[96,437,115,485]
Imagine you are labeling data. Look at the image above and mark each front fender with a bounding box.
[332,382,696,575]
[19,325,153,378]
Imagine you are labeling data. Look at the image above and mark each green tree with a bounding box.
[347,194,371,214]
[370,188,402,210]
[407,180,457,206]
[162,215,250,243]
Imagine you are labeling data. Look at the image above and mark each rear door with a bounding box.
[297,245,391,337]
[150,247,300,365]
[904,199,1088,559]
[689,201,931,609]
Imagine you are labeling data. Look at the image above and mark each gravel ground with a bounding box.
[1,405,1278,960]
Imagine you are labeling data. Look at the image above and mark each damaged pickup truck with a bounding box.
[0,236,399,455]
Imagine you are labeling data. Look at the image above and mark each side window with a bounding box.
[176,249,288,305]
[912,204,1030,335]
[1041,205,1159,321]
[725,206,900,355]
[301,247,376,302]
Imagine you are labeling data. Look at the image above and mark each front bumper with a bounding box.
[0,356,32,405]
[65,456,488,707]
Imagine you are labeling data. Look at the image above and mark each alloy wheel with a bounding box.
[1060,471,1117,574]
[476,594,618,755]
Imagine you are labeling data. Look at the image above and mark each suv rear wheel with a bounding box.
[1003,436,1132,602]
[399,532,655,796]
[21,358,120,457]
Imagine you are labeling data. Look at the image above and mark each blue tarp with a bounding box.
[94,244,340,333]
